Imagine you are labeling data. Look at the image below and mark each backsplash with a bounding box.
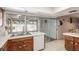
[74,18,79,29]
[57,16,79,40]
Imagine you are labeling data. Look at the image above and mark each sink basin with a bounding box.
[11,32,31,37]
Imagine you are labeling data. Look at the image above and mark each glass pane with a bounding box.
[27,20,37,31]
[12,20,25,32]
[7,14,25,33]
[12,24,24,32]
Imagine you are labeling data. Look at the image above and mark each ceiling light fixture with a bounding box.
[69,10,77,13]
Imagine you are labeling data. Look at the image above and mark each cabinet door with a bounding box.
[16,39,33,51]
[74,38,79,51]
[23,39,33,51]
[7,37,33,51]
[7,40,17,51]
[64,36,74,51]
[16,41,25,51]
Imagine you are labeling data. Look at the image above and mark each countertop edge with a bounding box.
[63,33,79,38]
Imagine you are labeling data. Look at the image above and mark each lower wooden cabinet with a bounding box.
[64,35,79,51]
[7,36,33,51]
[64,36,74,51]
[7,40,16,51]
[65,39,74,51]
[74,38,79,51]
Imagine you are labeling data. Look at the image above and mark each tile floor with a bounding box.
[43,40,66,51]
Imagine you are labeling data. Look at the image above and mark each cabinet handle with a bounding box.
[23,45,26,47]
[18,46,22,48]
[71,42,73,44]
[75,43,78,45]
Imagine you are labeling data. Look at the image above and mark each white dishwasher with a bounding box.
[30,32,45,51]
[33,35,44,51]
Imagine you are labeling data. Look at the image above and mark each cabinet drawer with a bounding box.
[24,40,33,44]
[7,37,33,51]
[64,35,73,41]
[16,43,33,51]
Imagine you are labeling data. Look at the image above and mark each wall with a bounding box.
[0,11,7,36]
[57,16,79,40]
[40,19,48,33]
[40,18,57,39]
[0,27,5,36]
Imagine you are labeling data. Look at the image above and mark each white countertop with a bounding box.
[63,32,79,38]
[30,32,45,36]
[9,35,33,39]
[9,32,45,39]
[0,32,45,48]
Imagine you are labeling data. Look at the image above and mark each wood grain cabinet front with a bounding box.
[7,36,33,51]
[64,35,74,51]
[64,35,79,51]
[74,38,79,51]
[7,40,17,51]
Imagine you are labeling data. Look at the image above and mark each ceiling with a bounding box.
[53,7,79,18]
[3,7,79,18]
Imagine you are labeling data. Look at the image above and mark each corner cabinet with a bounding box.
[7,36,33,51]
[64,35,79,51]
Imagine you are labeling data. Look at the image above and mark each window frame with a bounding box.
[7,15,39,34]
[26,20,38,32]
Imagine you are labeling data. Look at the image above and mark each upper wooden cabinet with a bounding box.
[64,35,79,51]
[7,36,33,51]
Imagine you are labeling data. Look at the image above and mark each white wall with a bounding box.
[40,18,57,39]
[57,16,78,40]
[0,11,8,36]
[40,20,48,33]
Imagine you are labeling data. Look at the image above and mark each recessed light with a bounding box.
[69,10,77,13]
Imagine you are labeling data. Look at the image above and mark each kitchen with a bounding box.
[1,7,79,51]
[0,8,45,51]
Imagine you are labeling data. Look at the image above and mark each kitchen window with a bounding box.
[7,18,25,33]
[26,20,38,32]
[12,20,25,33]
[7,18,38,33]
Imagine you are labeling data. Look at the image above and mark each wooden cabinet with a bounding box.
[7,40,17,51]
[74,38,79,51]
[7,36,33,51]
[64,35,79,51]
[64,35,74,51]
